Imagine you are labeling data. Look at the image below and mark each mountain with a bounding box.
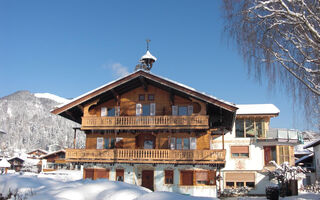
[0,91,85,155]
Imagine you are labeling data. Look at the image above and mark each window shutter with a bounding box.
[170,137,176,150]
[150,103,156,116]
[96,137,103,149]
[190,137,197,150]
[188,105,193,116]
[172,105,178,116]
[136,104,142,116]
[101,107,107,117]
[115,106,120,116]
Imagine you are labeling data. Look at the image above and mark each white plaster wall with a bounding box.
[153,164,217,198]
[213,130,265,171]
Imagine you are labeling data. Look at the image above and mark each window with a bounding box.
[104,138,116,149]
[236,182,244,187]
[196,171,208,184]
[176,138,182,150]
[264,146,277,165]
[180,170,215,186]
[142,104,150,116]
[231,146,249,158]
[236,120,244,137]
[279,146,290,164]
[245,120,255,137]
[183,138,190,150]
[178,106,188,116]
[246,182,255,188]
[148,94,154,101]
[107,108,115,116]
[235,119,265,138]
[139,94,145,101]
[116,169,124,182]
[165,170,173,184]
[226,182,234,187]
[225,172,255,188]
[170,137,193,150]
[136,103,156,116]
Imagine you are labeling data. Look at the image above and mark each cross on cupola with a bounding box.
[135,39,157,71]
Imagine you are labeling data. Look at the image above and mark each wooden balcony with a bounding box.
[65,149,225,164]
[81,115,209,130]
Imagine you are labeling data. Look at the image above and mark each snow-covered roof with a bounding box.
[304,138,320,149]
[27,149,48,155]
[140,50,157,61]
[236,104,280,115]
[40,149,65,159]
[53,69,237,113]
[295,153,314,165]
[0,129,6,134]
[0,158,11,168]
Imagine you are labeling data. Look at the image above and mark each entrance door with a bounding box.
[142,170,154,191]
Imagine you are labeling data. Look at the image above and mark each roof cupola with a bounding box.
[135,39,157,71]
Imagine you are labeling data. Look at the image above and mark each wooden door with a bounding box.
[142,170,154,191]
[136,134,156,149]
[264,147,271,165]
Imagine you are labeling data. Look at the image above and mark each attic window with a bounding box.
[139,94,145,101]
[148,94,154,101]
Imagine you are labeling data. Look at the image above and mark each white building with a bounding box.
[212,104,300,195]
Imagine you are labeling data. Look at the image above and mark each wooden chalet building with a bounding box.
[52,50,237,197]
[41,150,67,172]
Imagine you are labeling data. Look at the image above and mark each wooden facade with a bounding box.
[51,71,237,166]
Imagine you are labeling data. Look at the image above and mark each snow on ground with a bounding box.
[0,171,218,200]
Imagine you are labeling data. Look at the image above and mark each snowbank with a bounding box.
[0,172,218,200]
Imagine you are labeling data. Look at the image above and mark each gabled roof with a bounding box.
[40,149,65,159]
[27,149,48,155]
[8,156,25,162]
[236,104,280,116]
[52,70,238,123]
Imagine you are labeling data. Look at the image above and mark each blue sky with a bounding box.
[0,0,308,130]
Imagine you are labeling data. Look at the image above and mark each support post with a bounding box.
[221,129,225,150]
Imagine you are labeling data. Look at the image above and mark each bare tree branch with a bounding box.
[222,0,320,129]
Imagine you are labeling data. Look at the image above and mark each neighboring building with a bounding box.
[27,149,48,159]
[41,149,67,172]
[8,157,24,172]
[0,158,11,174]
[304,139,320,181]
[212,104,300,195]
[295,153,315,187]
[51,50,238,198]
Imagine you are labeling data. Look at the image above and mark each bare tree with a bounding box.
[222,0,320,129]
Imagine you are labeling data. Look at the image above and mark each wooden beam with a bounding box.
[170,89,175,105]
[111,89,120,105]
[139,76,148,91]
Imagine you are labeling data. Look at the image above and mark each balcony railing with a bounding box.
[257,128,301,143]
[81,115,209,130]
[65,148,225,164]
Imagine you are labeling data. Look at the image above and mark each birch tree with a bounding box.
[222,0,320,129]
